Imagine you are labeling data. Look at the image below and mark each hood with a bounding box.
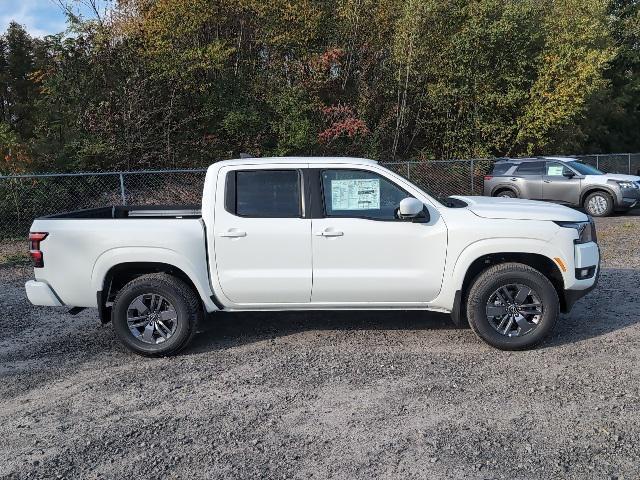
[586,173,640,183]
[450,196,589,222]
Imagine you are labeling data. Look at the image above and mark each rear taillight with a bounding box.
[484,175,493,181]
[29,232,48,268]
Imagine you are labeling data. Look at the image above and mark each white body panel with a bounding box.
[309,164,447,304]
[26,156,599,316]
[25,280,63,306]
[28,217,216,311]
[211,163,312,304]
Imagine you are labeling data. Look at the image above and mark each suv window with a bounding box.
[321,169,409,220]
[227,170,301,218]
[491,162,512,175]
[546,162,572,176]
[515,161,545,175]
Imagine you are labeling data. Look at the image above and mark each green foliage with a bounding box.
[0,0,638,173]
[270,88,317,155]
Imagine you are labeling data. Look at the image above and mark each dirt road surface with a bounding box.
[1,214,639,479]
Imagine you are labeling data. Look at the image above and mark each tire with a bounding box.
[111,273,201,357]
[494,189,517,198]
[583,191,614,217]
[466,262,559,351]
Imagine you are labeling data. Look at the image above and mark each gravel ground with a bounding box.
[1,212,640,480]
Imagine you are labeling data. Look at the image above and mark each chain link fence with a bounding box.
[2,153,639,239]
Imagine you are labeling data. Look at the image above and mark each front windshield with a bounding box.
[567,161,604,175]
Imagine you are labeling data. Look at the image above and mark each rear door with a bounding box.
[542,162,582,205]
[513,161,545,199]
[212,165,312,305]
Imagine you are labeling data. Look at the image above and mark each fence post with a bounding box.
[470,159,475,195]
[119,173,127,205]
[406,162,410,181]
[629,153,632,175]
[596,154,599,170]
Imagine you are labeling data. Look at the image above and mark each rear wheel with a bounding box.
[494,189,516,198]
[111,273,201,356]
[466,263,559,350]
[584,191,613,217]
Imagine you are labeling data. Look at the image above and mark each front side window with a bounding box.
[321,169,409,220]
[228,170,301,218]
[546,162,572,177]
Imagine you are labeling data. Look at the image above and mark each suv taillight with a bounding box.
[484,175,493,181]
[29,232,48,268]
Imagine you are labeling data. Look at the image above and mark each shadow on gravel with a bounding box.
[617,208,640,217]
[542,267,640,348]
[187,267,639,354]
[187,309,453,354]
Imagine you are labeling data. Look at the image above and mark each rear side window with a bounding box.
[490,163,513,175]
[515,161,545,175]
[226,170,301,218]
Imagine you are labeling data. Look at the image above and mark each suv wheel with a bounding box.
[111,273,201,356]
[495,189,516,198]
[584,191,613,217]
[466,263,559,350]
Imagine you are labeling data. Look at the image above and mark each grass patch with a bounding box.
[0,252,29,267]
[0,239,29,267]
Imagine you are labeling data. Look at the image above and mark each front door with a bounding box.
[213,166,312,305]
[542,162,582,204]
[310,167,447,304]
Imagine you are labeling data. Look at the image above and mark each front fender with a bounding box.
[91,247,217,312]
[431,237,570,311]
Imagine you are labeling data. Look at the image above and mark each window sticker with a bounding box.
[547,165,564,176]
[331,178,380,210]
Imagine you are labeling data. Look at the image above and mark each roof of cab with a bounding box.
[211,156,378,168]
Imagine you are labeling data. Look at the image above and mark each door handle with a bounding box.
[315,230,344,237]
[510,178,518,181]
[219,230,247,238]
[543,180,551,183]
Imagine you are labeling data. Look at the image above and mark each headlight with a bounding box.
[554,219,597,244]
[617,181,638,189]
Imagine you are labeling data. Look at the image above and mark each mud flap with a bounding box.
[450,290,468,328]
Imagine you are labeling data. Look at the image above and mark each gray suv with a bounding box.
[483,156,640,216]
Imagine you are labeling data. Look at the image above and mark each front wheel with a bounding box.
[584,191,613,217]
[111,273,201,356]
[466,263,559,350]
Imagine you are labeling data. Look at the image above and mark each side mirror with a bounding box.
[398,197,428,222]
[563,170,575,178]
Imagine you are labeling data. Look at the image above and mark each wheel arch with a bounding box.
[460,252,567,314]
[579,185,618,206]
[491,184,520,197]
[446,237,572,325]
[92,247,218,323]
[99,262,209,324]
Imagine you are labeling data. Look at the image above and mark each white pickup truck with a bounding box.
[26,157,600,355]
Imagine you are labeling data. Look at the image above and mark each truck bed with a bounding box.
[41,205,202,220]
[29,208,211,309]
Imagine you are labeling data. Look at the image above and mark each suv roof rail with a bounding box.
[495,157,546,163]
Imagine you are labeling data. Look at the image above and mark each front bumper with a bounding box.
[618,188,640,209]
[25,280,63,306]
[562,242,600,312]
